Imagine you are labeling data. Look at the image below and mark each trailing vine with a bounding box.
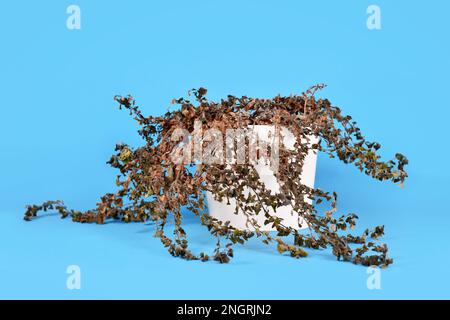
[24,85,408,267]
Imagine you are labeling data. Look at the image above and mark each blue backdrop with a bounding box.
[1,0,449,299]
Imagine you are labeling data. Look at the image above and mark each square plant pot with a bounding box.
[207,125,318,231]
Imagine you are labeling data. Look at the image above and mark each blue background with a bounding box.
[1,0,449,299]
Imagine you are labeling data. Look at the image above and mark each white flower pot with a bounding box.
[207,125,318,231]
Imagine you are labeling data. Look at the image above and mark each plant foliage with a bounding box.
[24,85,408,267]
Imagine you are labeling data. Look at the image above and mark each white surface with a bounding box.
[207,125,318,231]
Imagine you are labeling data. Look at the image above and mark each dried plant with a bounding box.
[24,85,408,267]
